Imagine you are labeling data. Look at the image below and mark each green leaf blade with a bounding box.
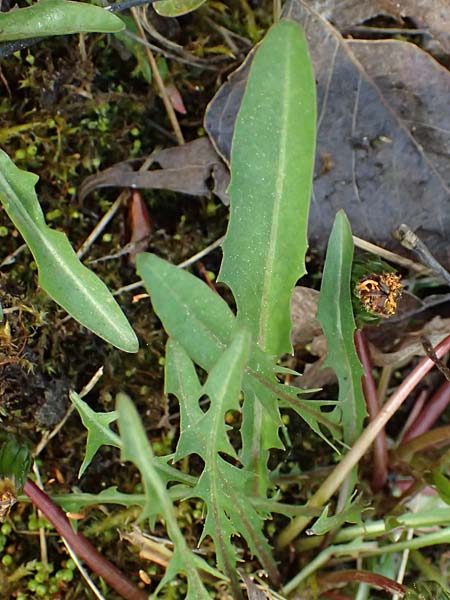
[0,151,138,353]
[136,252,236,369]
[117,394,212,599]
[69,391,121,478]
[0,0,124,41]
[317,210,366,444]
[153,0,207,17]
[219,19,317,356]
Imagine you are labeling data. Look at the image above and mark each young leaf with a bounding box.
[317,211,366,444]
[136,252,235,370]
[0,151,138,353]
[70,391,189,488]
[170,329,280,592]
[0,0,124,41]
[137,252,284,476]
[153,0,207,17]
[117,393,213,600]
[69,391,120,478]
[219,19,316,356]
[165,338,204,462]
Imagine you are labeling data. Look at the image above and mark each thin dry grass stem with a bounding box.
[34,367,104,458]
[392,528,414,600]
[276,333,450,548]
[76,195,126,260]
[131,8,185,145]
[354,329,388,491]
[23,480,148,600]
[352,235,429,274]
[31,463,48,567]
[113,234,225,296]
[61,537,107,600]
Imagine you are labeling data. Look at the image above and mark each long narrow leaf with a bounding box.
[0,150,138,353]
[219,19,316,356]
[317,210,366,444]
[0,0,124,41]
[117,394,216,600]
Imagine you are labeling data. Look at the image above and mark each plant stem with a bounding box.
[354,329,388,491]
[23,479,148,600]
[276,333,450,548]
[284,526,450,593]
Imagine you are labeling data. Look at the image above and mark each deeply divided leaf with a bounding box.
[219,19,316,356]
[317,211,366,444]
[117,394,213,599]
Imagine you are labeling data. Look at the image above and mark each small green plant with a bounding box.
[70,18,329,598]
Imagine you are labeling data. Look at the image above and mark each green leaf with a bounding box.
[69,391,121,478]
[317,211,366,444]
[0,0,124,41]
[153,0,207,17]
[51,486,146,513]
[432,470,450,505]
[165,338,204,462]
[0,151,138,353]
[169,329,279,592]
[117,394,213,600]
[136,252,235,370]
[137,252,283,480]
[306,495,365,536]
[219,19,316,356]
[113,15,152,84]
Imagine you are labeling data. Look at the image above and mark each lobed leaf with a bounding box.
[0,150,138,352]
[219,19,316,356]
[317,210,366,444]
[69,391,120,479]
[117,394,213,600]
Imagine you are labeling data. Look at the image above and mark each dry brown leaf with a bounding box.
[79,137,230,205]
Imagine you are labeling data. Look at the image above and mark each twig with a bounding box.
[61,537,107,600]
[32,463,48,566]
[276,333,450,548]
[131,8,185,145]
[113,234,225,296]
[76,195,126,260]
[23,480,148,600]
[354,330,388,491]
[352,235,428,274]
[394,224,450,285]
[34,367,104,458]
[392,528,414,600]
[0,243,27,268]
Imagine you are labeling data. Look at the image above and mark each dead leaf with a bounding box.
[79,137,230,205]
[240,572,271,599]
[205,0,450,268]
[127,190,151,262]
[310,0,450,53]
[368,316,450,367]
[290,286,322,346]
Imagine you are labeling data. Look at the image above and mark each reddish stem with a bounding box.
[23,479,148,600]
[354,329,388,491]
[402,380,450,443]
[320,569,406,596]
